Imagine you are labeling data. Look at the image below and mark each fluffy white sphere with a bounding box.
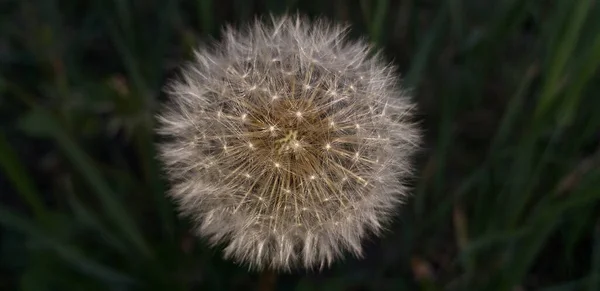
[157,14,420,271]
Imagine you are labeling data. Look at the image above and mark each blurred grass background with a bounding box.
[1,0,600,290]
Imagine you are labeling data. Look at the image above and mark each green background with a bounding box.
[1,0,599,290]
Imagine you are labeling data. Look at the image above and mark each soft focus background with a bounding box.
[1,0,600,290]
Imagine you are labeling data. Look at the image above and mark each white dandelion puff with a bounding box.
[156,14,420,271]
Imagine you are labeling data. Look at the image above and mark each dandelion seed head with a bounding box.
[157,14,420,271]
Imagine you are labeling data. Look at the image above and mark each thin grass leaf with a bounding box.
[558,32,600,128]
[506,130,561,228]
[135,0,176,239]
[541,277,590,291]
[148,0,177,89]
[415,80,456,219]
[112,0,135,45]
[66,192,130,255]
[446,0,464,39]
[462,0,533,55]
[367,0,389,46]
[404,5,448,87]
[265,0,298,14]
[197,0,214,35]
[0,206,137,286]
[500,168,600,289]
[358,0,372,29]
[102,2,176,239]
[489,64,538,151]
[233,0,253,23]
[409,6,450,219]
[106,21,148,101]
[0,132,47,220]
[422,161,489,234]
[102,1,176,240]
[534,0,593,123]
[133,125,174,239]
[460,228,528,259]
[18,108,152,258]
[589,218,600,291]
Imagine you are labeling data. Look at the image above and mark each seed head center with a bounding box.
[275,130,302,153]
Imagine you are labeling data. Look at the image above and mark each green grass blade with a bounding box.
[500,169,600,289]
[233,0,253,23]
[506,130,560,228]
[558,32,600,128]
[0,206,137,286]
[446,0,464,39]
[404,5,448,87]
[198,0,214,35]
[541,278,591,291]
[462,0,533,56]
[104,1,175,238]
[106,22,148,100]
[489,64,538,151]
[133,124,174,239]
[534,0,593,123]
[460,228,528,259]
[265,0,298,14]
[0,132,47,220]
[589,218,600,291]
[368,0,389,47]
[19,108,152,258]
[66,192,130,254]
[112,0,135,44]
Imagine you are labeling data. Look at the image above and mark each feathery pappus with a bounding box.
[157,14,420,271]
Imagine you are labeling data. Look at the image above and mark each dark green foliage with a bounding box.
[1,0,599,290]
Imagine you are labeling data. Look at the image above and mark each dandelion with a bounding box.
[157,14,420,271]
